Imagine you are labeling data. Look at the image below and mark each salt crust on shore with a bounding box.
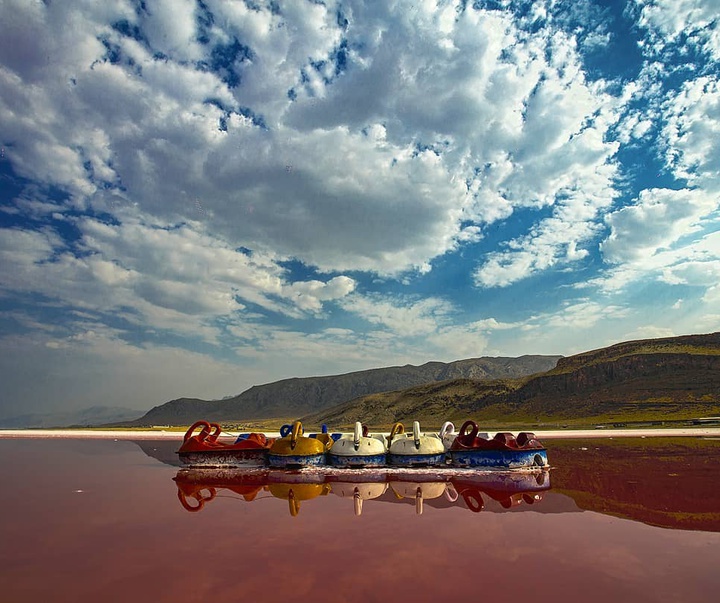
[2,428,720,440]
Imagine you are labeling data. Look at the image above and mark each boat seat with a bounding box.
[517,432,545,449]
[454,433,477,448]
[516,432,537,447]
[493,432,518,449]
[309,432,334,449]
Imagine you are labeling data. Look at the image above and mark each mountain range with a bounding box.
[304,331,720,428]
[130,355,561,427]
[5,331,719,430]
[0,406,141,429]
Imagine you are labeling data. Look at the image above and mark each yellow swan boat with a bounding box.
[267,420,330,468]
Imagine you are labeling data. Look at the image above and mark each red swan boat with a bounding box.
[448,420,548,469]
[177,420,274,467]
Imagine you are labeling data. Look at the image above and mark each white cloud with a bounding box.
[662,258,720,286]
[281,276,357,314]
[1,0,625,279]
[635,0,720,61]
[340,294,454,337]
[142,0,205,62]
[543,300,630,330]
[474,187,615,288]
[601,188,717,264]
[0,214,358,345]
[662,76,720,192]
[591,213,720,294]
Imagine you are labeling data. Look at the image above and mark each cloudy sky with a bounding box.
[1,0,719,418]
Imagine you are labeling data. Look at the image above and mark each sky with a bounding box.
[1,0,719,419]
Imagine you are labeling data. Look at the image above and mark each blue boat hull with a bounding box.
[387,452,447,467]
[267,453,326,468]
[328,453,387,468]
[178,449,269,467]
[449,448,548,469]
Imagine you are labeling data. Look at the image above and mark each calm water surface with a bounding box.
[1,437,719,603]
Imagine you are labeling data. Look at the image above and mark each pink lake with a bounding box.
[1,437,718,603]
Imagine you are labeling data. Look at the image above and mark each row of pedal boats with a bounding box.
[177,419,549,469]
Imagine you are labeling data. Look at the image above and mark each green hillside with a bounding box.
[302,332,720,430]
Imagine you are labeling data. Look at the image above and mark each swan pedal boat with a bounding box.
[448,420,548,469]
[387,421,446,467]
[267,420,331,468]
[328,422,387,468]
[177,421,273,467]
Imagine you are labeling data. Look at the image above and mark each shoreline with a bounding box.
[2,427,720,440]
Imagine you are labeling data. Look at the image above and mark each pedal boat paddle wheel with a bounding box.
[328,422,387,468]
[177,421,274,467]
[448,420,548,469]
[386,421,446,467]
[267,420,330,468]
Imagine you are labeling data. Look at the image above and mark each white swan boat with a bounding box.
[327,422,387,468]
[387,421,446,467]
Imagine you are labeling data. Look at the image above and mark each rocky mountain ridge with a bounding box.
[305,331,720,427]
[131,355,561,426]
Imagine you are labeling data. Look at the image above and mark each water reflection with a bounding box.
[2,438,719,603]
[549,438,720,532]
[173,467,551,516]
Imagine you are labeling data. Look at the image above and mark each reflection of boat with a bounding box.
[268,482,332,516]
[328,422,387,468]
[387,421,446,467]
[172,466,551,516]
[173,468,269,512]
[451,469,551,512]
[388,481,457,515]
[268,421,330,468]
[448,420,548,468]
[330,481,388,515]
[177,421,273,467]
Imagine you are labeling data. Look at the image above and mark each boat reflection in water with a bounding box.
[173,467,551,516]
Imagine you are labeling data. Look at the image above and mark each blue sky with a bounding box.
[1,0,719,418]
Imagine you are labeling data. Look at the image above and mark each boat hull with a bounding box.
[267,453,327,468]
[449,448,548,469]
[387,452,447,467]
[178,449,269,467]
[327,453,387,468]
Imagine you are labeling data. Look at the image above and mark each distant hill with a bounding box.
[305,331,720,428]
[129,355,561,426]
[0,406,141,429]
